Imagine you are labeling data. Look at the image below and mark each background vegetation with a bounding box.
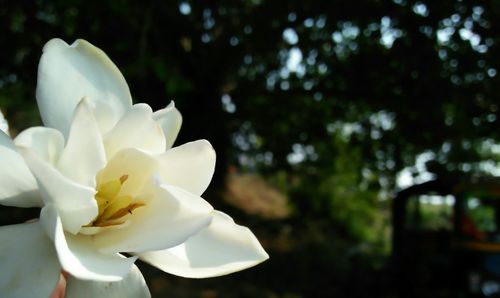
[1,0,500,297]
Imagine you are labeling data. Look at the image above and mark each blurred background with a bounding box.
[2,0,500,297]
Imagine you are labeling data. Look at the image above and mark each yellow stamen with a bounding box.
[96,180,121,199]
[95,195,109,214]
[107,201,146,220]
[93,219,126,227]
[88,174,146,228]
[100,195,133,220]
[119,174,129,184]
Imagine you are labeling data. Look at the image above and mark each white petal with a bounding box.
[94,185,213,254]
[153,101,182,149]
[0,221,61,298]
[57,98,106,188]
[41,205,137,282]
[21,148,97,234]
[14,126,64,165]
[0,131,41,207]
[104,104,165,159]
[96,148,159,198]
[0,109,10,136]
[65,265,150,298]
[36,38,132,137]
[79,221,130,236]
[157,140,216,196]
[138,210,269,278]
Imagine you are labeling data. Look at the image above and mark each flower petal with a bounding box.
[96,148,159,198]
[65,265,150,298]
[138,210,269,278]
[57,98,106,188]
[0,131,41,207]
[0,221,61,298]
[41,205,137,282]
[20,148,97,234]
[153,101,182,149]
[0,109,9,136]
[104,104,166,159]
[94,185,213,254]
[14,126,64,166]
[36,38,132,137]
[157,140,216,196]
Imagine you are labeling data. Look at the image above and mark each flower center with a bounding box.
[89,174,145,227]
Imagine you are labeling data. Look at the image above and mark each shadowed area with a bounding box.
[2,1,500,297]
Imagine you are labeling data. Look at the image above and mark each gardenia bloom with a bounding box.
[0,109,9,136]
[0,39,268,298]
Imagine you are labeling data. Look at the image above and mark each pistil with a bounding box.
[90,174,145,227]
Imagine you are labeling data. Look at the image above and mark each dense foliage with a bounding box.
[1,1,499,296]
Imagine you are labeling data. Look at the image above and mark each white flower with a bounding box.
[0,109,9,136]
[0,39,268,298]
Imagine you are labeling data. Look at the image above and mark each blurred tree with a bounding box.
[1,0,500,283]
